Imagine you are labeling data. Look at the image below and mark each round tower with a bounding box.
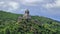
[25,9,29,14]
[23,9,31,20]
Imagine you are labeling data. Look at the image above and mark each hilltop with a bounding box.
[0,10,60,34]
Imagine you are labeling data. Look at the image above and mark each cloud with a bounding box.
[42,0,60,15]
[0,1,6,7]
[0,1,4,5]
[44,0,60,8]
[20,0,55,6]
[20,0,44,6]
[8,1,19,10]
[0,1,20,12]
[55,0,60,7]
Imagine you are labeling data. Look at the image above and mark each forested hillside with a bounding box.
[0,10,60,34]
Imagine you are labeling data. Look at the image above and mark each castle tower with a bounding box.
[17,9,31,22]
[23,9,31,20]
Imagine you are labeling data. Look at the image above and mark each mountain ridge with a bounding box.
[0,10,60,22]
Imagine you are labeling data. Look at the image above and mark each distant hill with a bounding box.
[0,10,60,34]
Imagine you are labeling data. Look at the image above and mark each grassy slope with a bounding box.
[0,11,60,34]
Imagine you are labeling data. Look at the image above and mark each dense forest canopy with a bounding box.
[0,10,60,34]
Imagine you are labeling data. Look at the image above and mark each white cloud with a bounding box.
[20,0,44,6]
[20,0,56,7]
[0,1,5,7]
[43,3,55,8]
[0,1,20,11]
[55,0,60,7]
[8,1,19,10]
[0,1,4,5]
[44,0,60,8]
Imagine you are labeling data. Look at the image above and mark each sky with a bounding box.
[0,0,60,21]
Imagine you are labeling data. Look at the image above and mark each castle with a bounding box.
[17,9,42,25]
[18,9,31,22]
